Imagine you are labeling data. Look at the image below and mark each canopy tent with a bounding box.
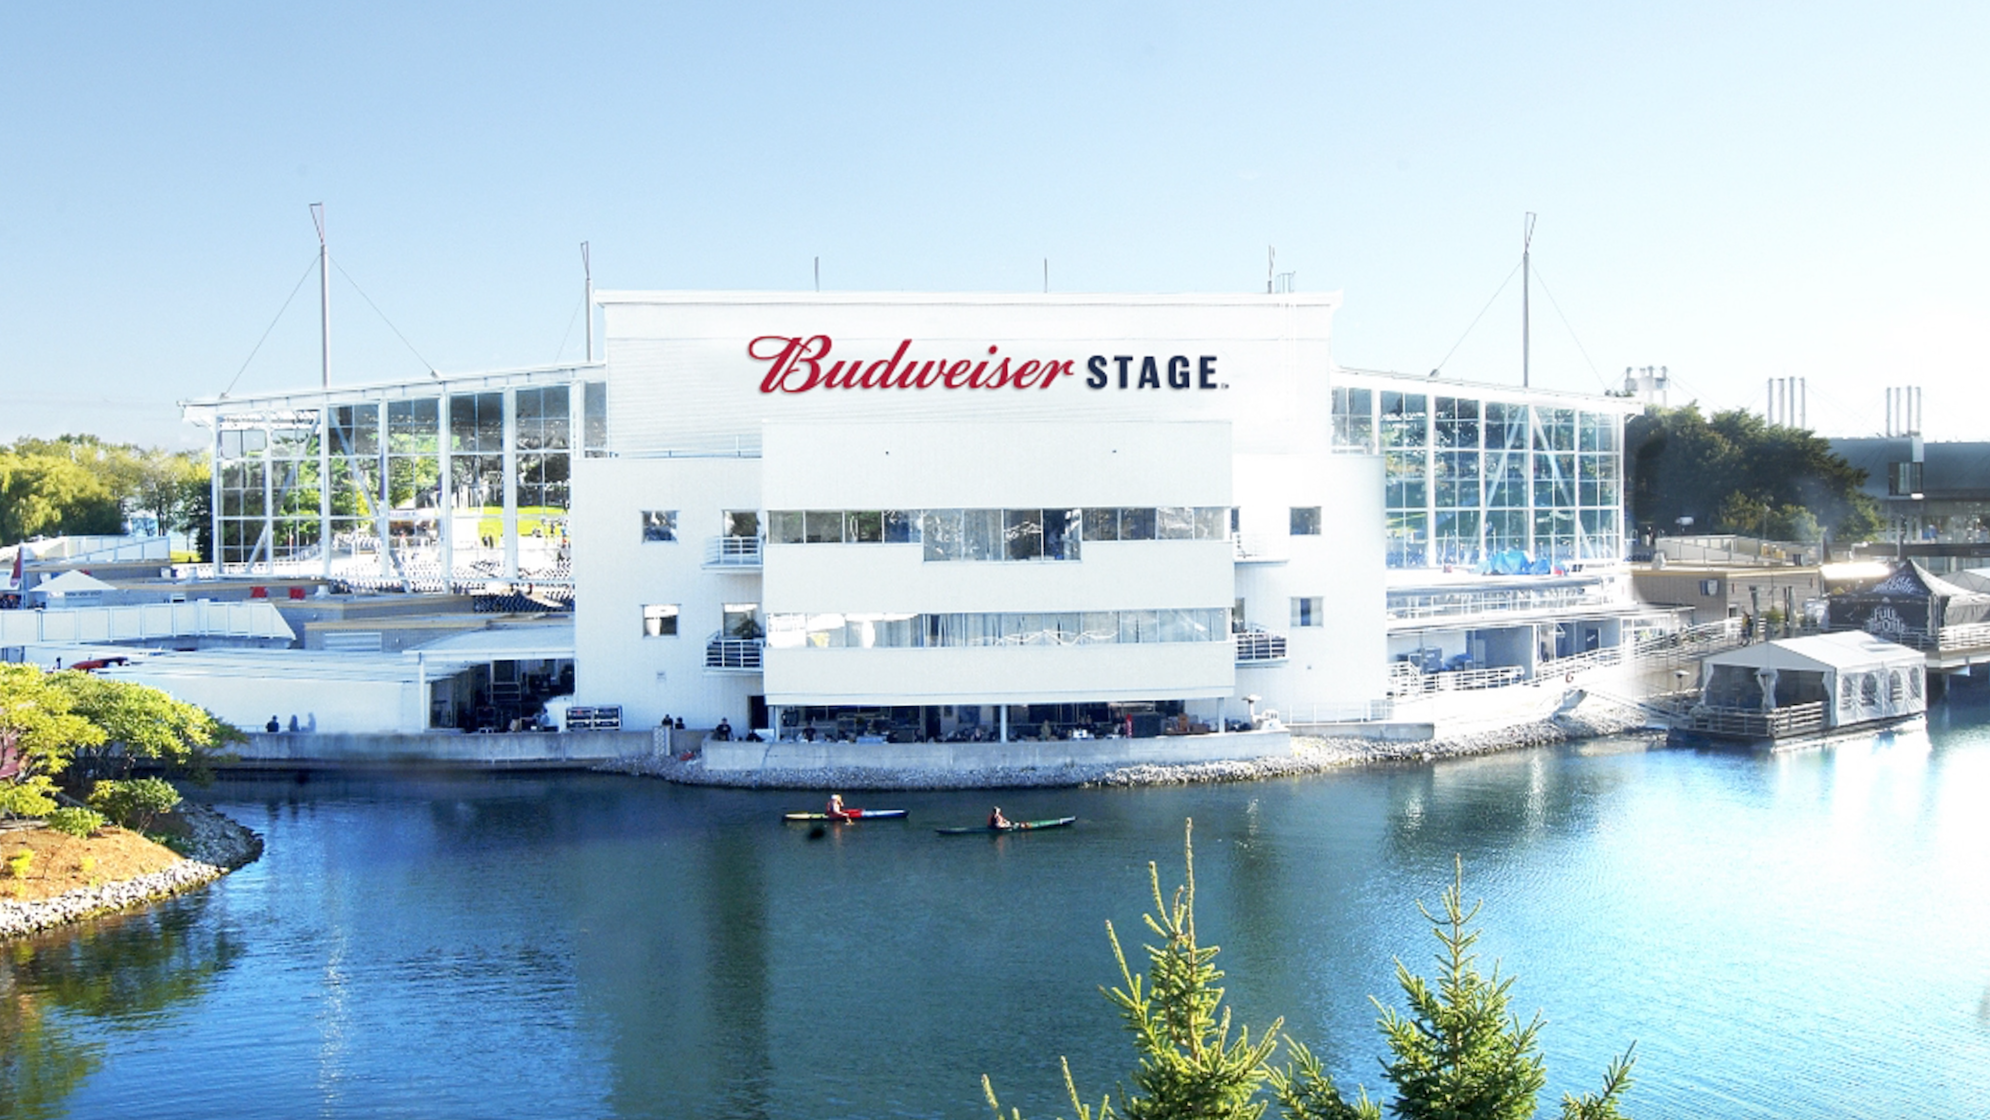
[1827,560,1990,643]
[31,569,118,607]
[1700,631,1925,728]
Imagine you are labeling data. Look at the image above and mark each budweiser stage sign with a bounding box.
[749,336,1225,394]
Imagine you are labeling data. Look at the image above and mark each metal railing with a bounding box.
[1234,629,1288,663]
[1388,662,1526,696]
[1680,701,1826,740]
[705,535,764,567]
[1230,533,1286,563]
[705,633,764,670]
[1386,582,1621,623]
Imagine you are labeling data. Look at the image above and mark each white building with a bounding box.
[185,288,1653,752]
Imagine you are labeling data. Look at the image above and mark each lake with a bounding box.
[5,703,1990,1118]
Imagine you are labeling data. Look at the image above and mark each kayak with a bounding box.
[782,809,908,822]
[935,816,1077,835]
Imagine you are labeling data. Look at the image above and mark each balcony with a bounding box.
[704,535,764,569]
[705,633,765,671]
[1231,533,1287,564]
[1234,628,1288,664]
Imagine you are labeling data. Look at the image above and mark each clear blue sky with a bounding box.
[3,1,1985,449]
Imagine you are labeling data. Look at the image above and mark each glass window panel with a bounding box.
[962,508,1003,560]
[642,510,676,542]
[582,382,608,453]
[1119,508,1156,540]
[922,509,961,560]
[1332,386,1374,450]
[1083,508,1119,542]
[1000,510,1042,560]
[848,510,884,543]
[1290,506,1322,535]
[1080,612,1118,644]
[1157,506,1195,540]
[723,510,760,538]
[1119,609,1160,643]
[769,511,804,544]
[642,604,679,637]
[1195,507,1226,540]
[883,509,920,543]
[1043,508,1079,560]
[804,510,844,543]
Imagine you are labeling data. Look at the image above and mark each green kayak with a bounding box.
[935,815,1077,835]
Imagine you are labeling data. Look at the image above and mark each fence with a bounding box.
[1679,701,1827,740]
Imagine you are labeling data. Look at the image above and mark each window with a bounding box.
[1888,670,1904,705]
[642,511,677,542]
[1291,597,1324,628]
[1860,672,1879,706]
[641,604,679,637]
[722,510,759,538]
[723,603,761,639]
[1290,507,1322,535]
[1701,580,1721,597]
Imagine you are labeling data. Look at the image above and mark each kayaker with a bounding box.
[827,793,848,819]
[989,806,1011,829]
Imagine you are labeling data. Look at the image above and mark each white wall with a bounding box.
[570,455,766,729]
[106,667,423,735]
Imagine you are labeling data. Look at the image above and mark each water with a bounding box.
[6,710,1990,1119]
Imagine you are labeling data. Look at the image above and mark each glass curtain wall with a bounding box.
[209,377,579,586]
[1334,385,1625,569]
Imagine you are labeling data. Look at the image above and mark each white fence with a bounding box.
[0,601,297,646]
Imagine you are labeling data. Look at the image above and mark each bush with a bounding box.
[87,777,182,833]
[45,807,106,839]
[3,850,32,879]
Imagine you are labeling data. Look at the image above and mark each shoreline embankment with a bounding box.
[605,704,1658,791]
[0,803,264,942]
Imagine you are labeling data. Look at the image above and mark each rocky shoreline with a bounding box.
[604,706,1662,791]
[0,802,264,942]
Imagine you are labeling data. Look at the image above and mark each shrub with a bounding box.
[3,849,32,879]
[87,777,182,833]
[45,806,106,839]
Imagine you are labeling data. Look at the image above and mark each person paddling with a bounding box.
[989,806,1011,830]
[827,793,849,820]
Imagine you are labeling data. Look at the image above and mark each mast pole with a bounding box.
[581,241,593,363]
[1522,212,1535,389]
[312,203,329,388]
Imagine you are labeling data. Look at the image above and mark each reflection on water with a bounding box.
[4,713,1990,1119]
[2,895,241,1120]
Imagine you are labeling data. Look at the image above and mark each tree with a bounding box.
[1627,405,1881,543]
[48,670,243,785]
[986,825,1636,1120]
[0,434,208,547]
[0,664,106,819]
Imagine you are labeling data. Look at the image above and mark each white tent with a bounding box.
[32,569,117,606]
[1700,631,1925,729]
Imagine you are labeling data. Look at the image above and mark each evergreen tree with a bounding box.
[1626,404,1880,542]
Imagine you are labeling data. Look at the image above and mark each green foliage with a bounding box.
[49,670,244,785]
[4,849,32,878]
[86,777,182,833]
[0,434,208,548]
[987,826,1636,1120]
[1,664,107,820]
[43,807,105,839]
[1627,404,1881,543]
[1375,857,1547,1119]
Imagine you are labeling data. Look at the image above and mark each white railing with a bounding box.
[1388,662,1526,696]
[1386,582,1620,623]
[1280,699,1399,724]
[1231,533,1286,563]
[1234,629,1288,663]
[705,633,764,670]
[0,600,297,645]
[1681,701,1827,739]
[705,536,764,567]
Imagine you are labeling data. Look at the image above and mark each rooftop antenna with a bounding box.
[1043,258,1048,294]
[581,241,593,363]
[814,256,820,292]
[1267,245,1275,294]
[311,202,329,388]
[1522,212,1535,389]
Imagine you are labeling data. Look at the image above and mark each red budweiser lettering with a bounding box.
[748,335,1075,394]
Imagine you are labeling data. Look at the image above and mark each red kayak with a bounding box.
[783,809,908,822]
